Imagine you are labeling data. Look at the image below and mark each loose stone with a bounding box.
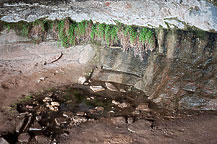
[90,86,105,92]
[95,106,104,112]
[136,103,150,112]
[76,111,86,116]
[110,117,126,125]
[55,118,68,126]
[70,116,87,126]
[43,97,52,103]
[127,117,134,124]
[18,133,31,143]
[51,102,60,107]
[105,82,118,91]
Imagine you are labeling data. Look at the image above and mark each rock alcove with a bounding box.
[0,0,217,144]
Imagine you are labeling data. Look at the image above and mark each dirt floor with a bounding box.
[0,61,217,144]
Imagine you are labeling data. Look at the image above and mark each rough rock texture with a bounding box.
[91,29,217,110]
[0,0,217,32]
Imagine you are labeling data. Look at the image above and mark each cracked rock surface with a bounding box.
[0,0,217,32]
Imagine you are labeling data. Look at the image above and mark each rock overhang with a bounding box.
[0,0,216,32]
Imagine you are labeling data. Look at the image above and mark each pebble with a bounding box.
[43,97,52,102]
[70,116,87,126]
[112,100,129,108]
[55,118,68,126]
[29,121,43,131]
[90,86,105,92]
[112,100,120,105]
[118,102,129,108]
[110,117,126,125]
[47,105,58,111]
[26,105,33,109]
[105,82,118,91]
[127,117,134,124]
[18,133,30,143]
[120,89,127,93]
[76,111,86,116]
[35,116,42,121]
[95,107,104,112]
[136,103,150,112]
[63,112,74,118]
[51,102,60,107]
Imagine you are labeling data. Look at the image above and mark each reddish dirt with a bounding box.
[0,66,217,144]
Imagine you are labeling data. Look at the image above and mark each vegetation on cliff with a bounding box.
[0,18,156,60]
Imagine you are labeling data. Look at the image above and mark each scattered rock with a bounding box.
[112,100,129,108]
[70,116,87,126]
[90,86,105,92]
[112,100,120,105]
[18,133,31,143]
[43,97,52,103]
[29,121,43,132]
[47,105,58,111]
[120,89,127,93]
[35,135,51,144]
[26,105,33,109]
[127,117,134,124]
[118,102,129,108]
[110,117,126,125]
[78,76,87,84]
[35,116,42,121]
[37,77,47,83]
[136,103,150,112]
[63,112,74,118]
[95,107,104,113]
[76,111,86,116]
[132,110,140,115]
[128,119,152,134]
[55,117,68,126]
[0,137,9,144]
[51,102,60,107]
[105,82,118,91]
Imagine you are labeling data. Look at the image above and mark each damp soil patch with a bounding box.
[4,82,152,143]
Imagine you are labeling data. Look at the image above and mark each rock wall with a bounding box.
[91,29,217,110]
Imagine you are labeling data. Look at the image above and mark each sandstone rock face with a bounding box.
[0,0,216,32]
[90,29,217,110]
